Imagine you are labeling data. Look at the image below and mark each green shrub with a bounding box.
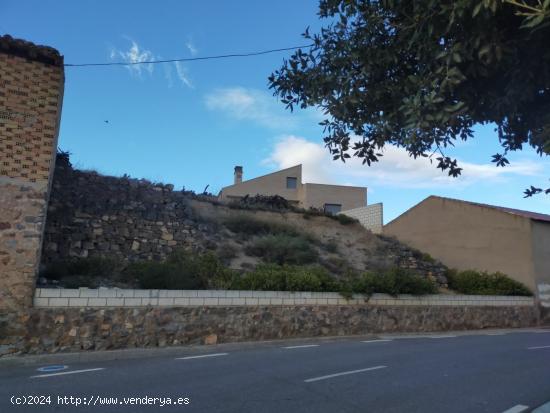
[344,268,438,296]
[230,264,339,292]
[245,234,318,265]
[124,250,236,290]
[216,243,238,262]
[446,269,532,296]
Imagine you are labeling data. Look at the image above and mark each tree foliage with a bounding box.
[269,0,550,196]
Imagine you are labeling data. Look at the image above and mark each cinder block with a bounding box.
[204,298,219,306]
[49,298,69,307]
[79,289,99,298]
[197,290,214,297]
[97,288,116,298]
[174,297,190,306]
[158,298,175,306]
[258,298,271,305]
[87,298,107,307]
[40,289,61,298]
[116,289,135,298]
[69,298,88,307]
[124,298,142,306]
[245,298,259,305]
[283,298,295,305]
[181,290,198,297]
[225,290,239,298]
[231,298,246,305]
[106,298,125,307]
[142,298,159,306]
[34,288,43,298]
[133,290,150,298]
[33,297,49,307]
[218,298,233,306]
[188,298,204,306]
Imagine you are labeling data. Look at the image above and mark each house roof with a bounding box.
[430,196,550,223]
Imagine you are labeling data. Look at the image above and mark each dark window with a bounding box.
[286,177,297,189]
[324,203,342,215]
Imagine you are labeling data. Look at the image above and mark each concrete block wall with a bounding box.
[340,203,383,233]
[33,288,535,308]
[0,36,64,312]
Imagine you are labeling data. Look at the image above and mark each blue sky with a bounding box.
[4,0,549,222]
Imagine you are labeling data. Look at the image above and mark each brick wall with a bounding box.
[0,36,64,312]
[340,203,383,233]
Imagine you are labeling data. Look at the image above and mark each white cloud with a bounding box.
[264,135,544,189]
[185,38,198,56]
[174,61,193,88]
[111,39,155,77]
[205,87,305,129]
[110,39,193,88]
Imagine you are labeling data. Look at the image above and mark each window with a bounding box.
[286,177,297,189]
[324,203,342,215]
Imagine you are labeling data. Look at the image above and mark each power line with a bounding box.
[64,44,315,67]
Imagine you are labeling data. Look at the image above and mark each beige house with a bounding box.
[384,196,550,298]
[219,164,367,213]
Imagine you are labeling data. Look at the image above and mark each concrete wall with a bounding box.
[532,221,550,287]
[340,203,383,233]
[302,183,366,211]
[34,288,535,308]
[0,36,64,313]
[219,165,303,203]
[384,196,536,290]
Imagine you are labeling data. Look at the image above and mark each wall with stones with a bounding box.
[0,36,64,315]
[21,302,540,354]
[40,160,216,265]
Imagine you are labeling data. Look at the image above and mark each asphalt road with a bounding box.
[1,329,550,413]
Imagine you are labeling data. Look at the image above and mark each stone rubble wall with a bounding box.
[340,203,383,234]
[20,303,539,354]
[33,288,535,308]
[41,163,212,264]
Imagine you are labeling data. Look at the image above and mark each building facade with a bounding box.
[384,196,550,296]
[219,164,368,213]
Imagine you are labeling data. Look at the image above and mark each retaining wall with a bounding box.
[0,288,538,355]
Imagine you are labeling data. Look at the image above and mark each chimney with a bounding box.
[234,166,243,184]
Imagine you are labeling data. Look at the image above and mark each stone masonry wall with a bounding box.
[22,303,539,354]
[0,36,64,315]
[41,160,214,265]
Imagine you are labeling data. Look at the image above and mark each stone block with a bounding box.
[158,298,175,306]
[188,298,204,306]
[69,298,88,307]
[174,298,190,306]
[40,289,61,298]
[87,298,107,307]
[106,298,125,307]
[124,298,142,306]
[33,297,49,307]
[204,298,219,306]
[49,298,69,307]
[79,288,99,298]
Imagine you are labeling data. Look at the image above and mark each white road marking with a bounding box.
[501,404,529,413]
[527,345,550,350]
[304,365,387,383]
[176,353,228,360]
[361,339,392,343]
[283,344,320,349]
[31,368,105,378]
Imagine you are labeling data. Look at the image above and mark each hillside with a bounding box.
[39,154,448,289]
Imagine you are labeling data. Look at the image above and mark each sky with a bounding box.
[3,0,549,222]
